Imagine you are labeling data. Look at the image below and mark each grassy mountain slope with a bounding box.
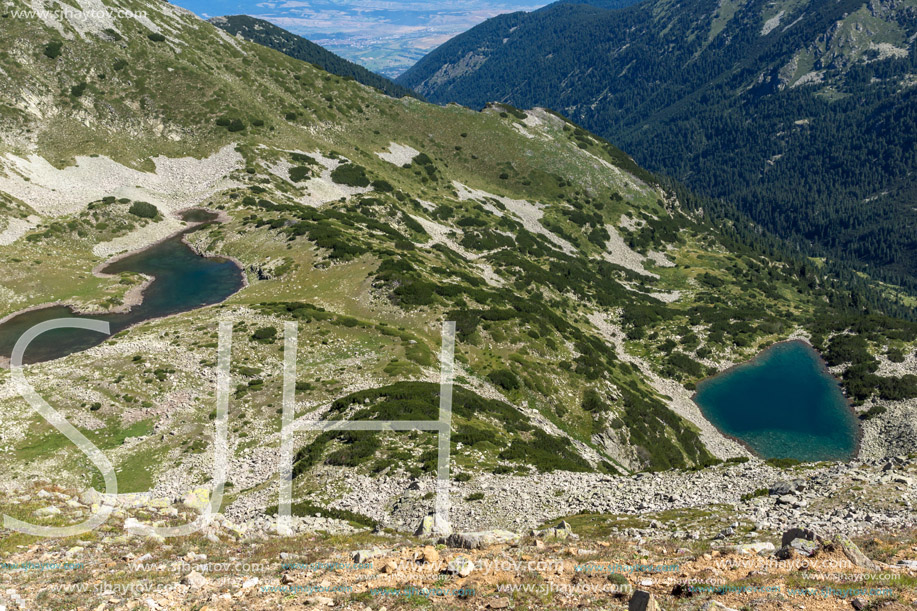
[0,0,914,520]
[208,15,418,100]
[397,0,917,284]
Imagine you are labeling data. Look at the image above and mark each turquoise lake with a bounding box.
[0,213,244,365]
[693,340,859,461]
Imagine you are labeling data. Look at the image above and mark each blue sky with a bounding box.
[174,0,547,76]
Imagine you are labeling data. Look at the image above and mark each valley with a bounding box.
[397,0,917,290]
[0,0,914,608]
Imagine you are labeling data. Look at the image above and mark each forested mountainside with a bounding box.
[0,0,914,522]
[208,15,418,100]
[398,0,917,287]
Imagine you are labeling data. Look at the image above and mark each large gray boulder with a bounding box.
[833,534,879,570]
[769,479,806,496]
[781,527,822,547]
[415,512,452,537]
[789,538,820,556]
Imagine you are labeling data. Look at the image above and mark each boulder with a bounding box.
[180,571,208,589]
[628,590,659,611]
[445,530,520,550]
[79,488,102,506]
[380,561,398,574]
[352,550,375,564]
[788,538,820,556]
[735,542,776,555]
[532,520,576,540]
[124,517,155,538]
[781,527,822,547]
[416,514,435,537]
[447,556,474,577]
[181,487,211,513]
[32,506,61,517]
[833,534,878,570]
[714,526,735,539]
[769,479,805,495]
[415,512,452,537]
[420,546,440,564]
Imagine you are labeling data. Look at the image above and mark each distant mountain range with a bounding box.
[209,15,418,99]
[398,0,917,284]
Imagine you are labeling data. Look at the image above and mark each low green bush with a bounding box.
[43,41,63,59]
[128,201,158,219]
[330,163,370,187]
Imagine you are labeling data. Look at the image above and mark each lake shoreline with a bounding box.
[0,207,245,368]
[691,338,863,462]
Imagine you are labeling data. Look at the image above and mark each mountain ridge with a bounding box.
[207,15,419,100]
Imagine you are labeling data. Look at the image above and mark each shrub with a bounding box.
[876,374,917,401]
[226,118,245,132]
[465,492,485,501]
[289,166,311,182]
[859,405,887,420]
[499,429,591,472]
[581,388,605,412]
[291,153,316,165]
[371,179,394,192]
[740,488,769,502]
[487,369,520,391]
[43,41,63,59]
[666,352,705,378]
[147,33,166,42]
[128,201,158,219]
[330,163,370,187]
[252,326,278,342]
[70,82,87,97]
[113,59,128,71]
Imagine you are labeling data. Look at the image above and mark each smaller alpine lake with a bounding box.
[693,340,859,462]
[0,211,244,365]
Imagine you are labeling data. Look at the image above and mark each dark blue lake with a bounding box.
[0,212,244,365]
[693,340,859,461]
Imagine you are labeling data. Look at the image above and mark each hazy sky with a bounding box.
[175,0,547,76]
